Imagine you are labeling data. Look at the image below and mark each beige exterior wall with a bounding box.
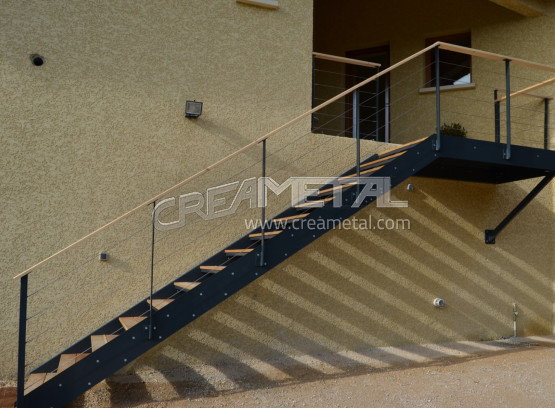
[313,0,555,336]
[125,175,553,382]
[0,0,316,380]
[0,0,553,385]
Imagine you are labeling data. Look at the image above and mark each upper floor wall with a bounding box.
[313,0,555,149]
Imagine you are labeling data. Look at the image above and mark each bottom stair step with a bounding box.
[58,353,90,373]
[25,372,56,394]
[174,281,201,291]
[91,334,118,352]
[119,316,147,331]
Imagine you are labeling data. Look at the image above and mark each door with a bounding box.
[346,45,390,142]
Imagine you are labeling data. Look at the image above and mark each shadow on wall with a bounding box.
[95,175,552,405]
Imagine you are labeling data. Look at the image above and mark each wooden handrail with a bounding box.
[312,52,381,68]
[438,42,555,73]
[14,41,555,279]
[495,77,555,103]
[495,88,553,101]
[14,43,438,280]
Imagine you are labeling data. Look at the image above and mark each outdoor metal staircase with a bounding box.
[18,135,437,407]
[18,133,555,407]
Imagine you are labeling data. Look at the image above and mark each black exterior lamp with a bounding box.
[185,100,203,118]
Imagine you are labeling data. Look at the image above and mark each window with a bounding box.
[425,33,471,88]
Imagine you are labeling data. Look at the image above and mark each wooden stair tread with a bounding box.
[338,138,423,182]
[360,151,406,169]
[58,353,90,373]
[146,298,175,310]
[318,182,356,195]
[225,248,254,256]
[377,137,427,157]
[119,316,147,331]
[272,213,309,223]
[295,196,334,209]
[25,373,46,393]
[91,334,118,352]
[25,372,56,394]
[174,281,201,291]
[338,165,385,181]
[249,230,282,238]
[200,265,226,272]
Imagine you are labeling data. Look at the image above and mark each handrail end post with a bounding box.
[16,274,28,408]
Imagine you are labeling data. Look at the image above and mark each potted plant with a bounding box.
[440,122,467,138]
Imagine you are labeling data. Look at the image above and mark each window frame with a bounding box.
[425,32,472,89]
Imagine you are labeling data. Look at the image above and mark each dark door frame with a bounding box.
[345,45,390,142]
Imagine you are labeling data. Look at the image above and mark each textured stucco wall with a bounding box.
[0,0,315,379]
[0,0,553,386]
[314,0,555,333]
[124,174,553,385]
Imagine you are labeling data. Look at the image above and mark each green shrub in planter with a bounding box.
[440,122,467,138]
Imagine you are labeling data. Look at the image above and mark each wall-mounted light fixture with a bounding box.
[185,100,203,118]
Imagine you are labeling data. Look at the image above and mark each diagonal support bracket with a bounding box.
[485,173,554,244]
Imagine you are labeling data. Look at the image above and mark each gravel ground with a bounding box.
[2,336,554,408]
[74,336,555,408]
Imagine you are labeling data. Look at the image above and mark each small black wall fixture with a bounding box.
[485,173,554,244]
[30,54,45,67]
[185,100,203,118]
